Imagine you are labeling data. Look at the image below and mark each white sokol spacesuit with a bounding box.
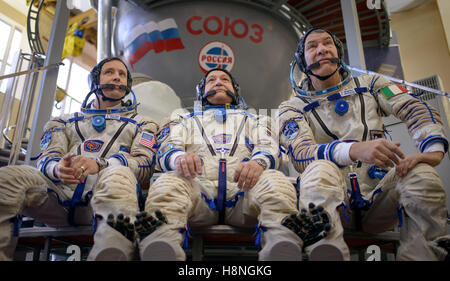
[0,58,158,261]
[139,67,313,261]
[279,32,449,260]
[142,106,304,261]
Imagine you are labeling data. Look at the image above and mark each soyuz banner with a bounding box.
[115,0,298,109]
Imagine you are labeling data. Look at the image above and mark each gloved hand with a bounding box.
[134,210,168,240]
[106,213,136,242]
[437,238,450,261]
[281,203,331,247]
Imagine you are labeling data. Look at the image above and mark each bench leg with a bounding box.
[191,234,204,261]
[40,237,51,261]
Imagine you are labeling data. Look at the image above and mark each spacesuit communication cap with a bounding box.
[196,68,241,106]
[87,57,133,102]
[294,28,345,80]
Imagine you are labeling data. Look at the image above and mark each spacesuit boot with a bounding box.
[88,166,140,261]
[139,223,186,261]
[300,160,350,261]
[87,218,136,261]
[258,226,303,261]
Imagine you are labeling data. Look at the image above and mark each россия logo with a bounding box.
[198,41,235,73]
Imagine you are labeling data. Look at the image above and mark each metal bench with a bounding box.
[16,223,400,261]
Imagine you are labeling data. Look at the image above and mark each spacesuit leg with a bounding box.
[0,166,49,261]
[139,172,194,261]
[394,163,448,260]
[88,166,139,261]
[243,169,303,261]
[300,160,350,261]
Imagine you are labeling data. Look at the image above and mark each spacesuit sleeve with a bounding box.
[36,117,69,183]
[248,114,281,169]
[108,117,159,185]
[155,115,188,172]
[368,75,449,153]
[278,100,345,173]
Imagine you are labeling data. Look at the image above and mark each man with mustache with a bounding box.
[278,28,449,260]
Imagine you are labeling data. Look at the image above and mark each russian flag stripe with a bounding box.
[161,28,181,40]
[128,42,154,66]
[165,37,184,51]
[158,18,177,30]
[125,33,150,54]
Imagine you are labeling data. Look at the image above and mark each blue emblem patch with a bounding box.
[212,134,232,144]
[119,145,130,153]
[84,140,104,153]
[157,144,175,158]
[245,136,254,151]
[40,131,52,150]
[156,125,170,142]
[283,120,300,139]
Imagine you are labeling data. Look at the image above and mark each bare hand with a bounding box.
[54,153,78,184]
[175,152,202,179]
[349,139,405,168]
[396,151,444,177]
[233,160,264,191]
[71,155,99,183]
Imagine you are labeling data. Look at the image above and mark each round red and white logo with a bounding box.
[198,41,235,73]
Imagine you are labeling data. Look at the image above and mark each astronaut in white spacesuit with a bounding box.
[278,28,450,260]
[0,57,159,261]
[135,68,331,261]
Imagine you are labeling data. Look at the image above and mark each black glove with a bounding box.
[437,239,450,261]
[281,203,331,247]
[106,213,136,242]
[134,209,168,240]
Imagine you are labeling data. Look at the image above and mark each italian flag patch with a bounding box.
[381,84,408,99]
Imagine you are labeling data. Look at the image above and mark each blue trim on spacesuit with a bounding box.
[419,135,449,153]
[109,153,128,167]
[39,157,62,183]
[251,151,275,169]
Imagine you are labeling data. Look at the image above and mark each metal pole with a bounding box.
[26,0,69,164]
[0,50,21,149]
[340,0,366,72]
[97,0,113,62]
[9,55,37,165]
[346,64,450,98]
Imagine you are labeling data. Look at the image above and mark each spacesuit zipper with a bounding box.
[299,97,339,140]
[193,116,216,156]
[100,113,137,158]
[355,77,369,169]
[229,115,248,156]
[74,112,85,142]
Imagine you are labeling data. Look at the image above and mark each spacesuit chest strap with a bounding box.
[229,115,248,156]
[300,96,339,140]
[193,116,216,156]
[100,113,138,158]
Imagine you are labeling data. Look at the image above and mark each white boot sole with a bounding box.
[309,244,344,261]
[265,241,302,261]
[94,248,128,261]
[141,240,177,261]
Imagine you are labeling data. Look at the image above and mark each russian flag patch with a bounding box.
[140,132,157,151]
[381,84,408,99]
